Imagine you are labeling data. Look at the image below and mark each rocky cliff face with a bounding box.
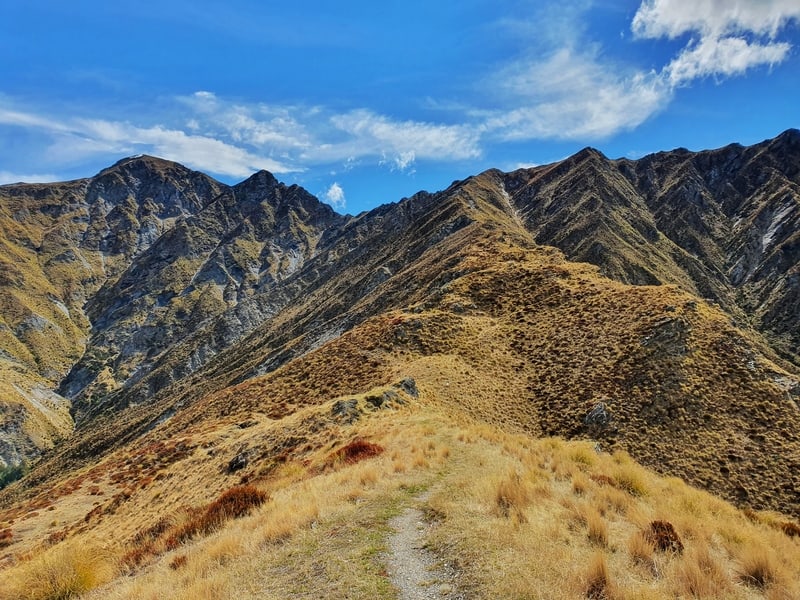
[61,170,346,422]
[0,157,224,466]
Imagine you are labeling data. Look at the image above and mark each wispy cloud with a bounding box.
[631,0,800,39]
[0,102,294,178]
[478,0,799,143]
[178,94,479,169]
[0,171,61,185]
[664,36,790,86]
[324,182,346,210]
[485,46,669,140]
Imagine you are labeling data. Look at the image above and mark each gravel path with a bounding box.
[386,493,460,600]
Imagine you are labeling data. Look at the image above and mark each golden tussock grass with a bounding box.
[572,471,590,496]
[6,403,800,600]
[672,541,730,598]
[735,543,785,590]
[583,506,609,548]
[582,552,615,599]
[494,470,532,522]
[1,542,116,600]
[627,530,656,572]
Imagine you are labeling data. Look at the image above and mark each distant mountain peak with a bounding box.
[235,169,280,190]
[99,154,189,175]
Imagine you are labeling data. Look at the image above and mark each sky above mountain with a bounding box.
[1,0,799,214]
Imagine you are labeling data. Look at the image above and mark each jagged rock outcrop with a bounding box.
[61,170,346,420]
[0,156,224,465]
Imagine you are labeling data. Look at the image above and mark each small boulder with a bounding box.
[227,452,248,473]
[584,402,612,427]
[395,377,419,398]
[331,398,361,424]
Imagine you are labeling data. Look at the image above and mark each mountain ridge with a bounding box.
[0,131,798,523]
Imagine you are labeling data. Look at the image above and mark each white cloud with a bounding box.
[633,0,799,86]
[632,0,800,39]
[0,171,60,185]
[174,96,478,169]
[73,118,296,176]
[665,36,790,85]
[394,150,416,171]
[324,182,346,210]
[328,109,480,162]
[0,103,296,178]
[485,47,670,140]
[0,106,71,133]
[477,0,799,143]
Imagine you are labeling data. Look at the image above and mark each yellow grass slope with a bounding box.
[2,393,799,599]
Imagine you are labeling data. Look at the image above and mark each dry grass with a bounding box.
[627,530,655,571]
[736,543,783,589]
[673,542,730,598]
[494,470,532,522]
[584,506,609,548]
[3,374,800,600]
[583,552,613,599]
[1,542,116,600]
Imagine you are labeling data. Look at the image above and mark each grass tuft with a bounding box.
[627,530,655,572]
[4,542,116,600]
[494,470,531,522]
[736,544,780,589]
[584,506,609,547]
[675,542,730,598]
[583,552,612,599]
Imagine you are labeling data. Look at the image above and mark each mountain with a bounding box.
[503,129,800,364]
[0,156,224,466]
[0,132,799,598]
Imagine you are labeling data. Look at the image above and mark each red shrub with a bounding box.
[330,439,384,466]
[173,485,269,543]
[645,520,684,553]
[0,528,12,548]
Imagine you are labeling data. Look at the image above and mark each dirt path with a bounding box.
[386,492,460,600]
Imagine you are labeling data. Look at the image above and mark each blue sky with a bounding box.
[1,0,799,214]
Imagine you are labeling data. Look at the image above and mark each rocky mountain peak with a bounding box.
[233,169,280,195]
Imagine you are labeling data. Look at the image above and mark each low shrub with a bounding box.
[173,485,269,543]
[0,527,12,549]
[329,439,384,466]
[645,520,684,554]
